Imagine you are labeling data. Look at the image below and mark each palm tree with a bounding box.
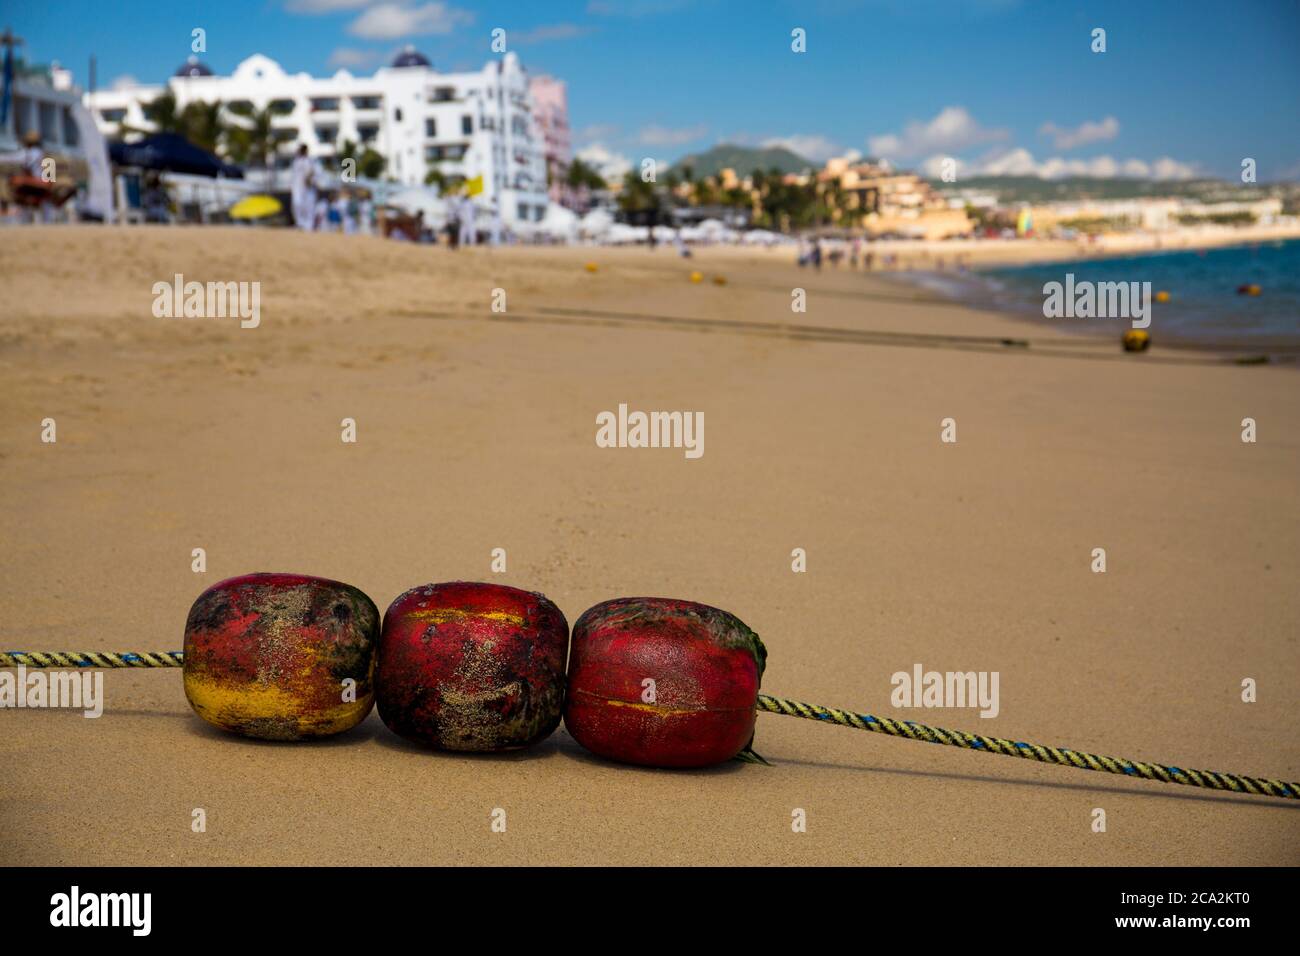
[565,156,605,191]
[617,169,662,217]
[179,100,225,154]
[225,104,278,186]
[142,91,184,134]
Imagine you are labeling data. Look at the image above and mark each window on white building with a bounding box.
[352,95,381,109]
[430,87,455,102]
[311,98,339,112]
[100,108,126,123]
[425,118,437,138]
[358,125,379,142]
[269,99,295,115]
[461,115,472,135]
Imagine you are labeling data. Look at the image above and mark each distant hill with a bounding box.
[672,143,814,179]
[931,175,1254,204]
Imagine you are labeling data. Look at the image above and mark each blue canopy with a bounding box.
[110,133,243,178]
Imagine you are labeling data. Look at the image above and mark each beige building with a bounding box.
[818,156,970,238]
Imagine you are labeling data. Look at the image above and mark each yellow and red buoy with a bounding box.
[182,572,379,741]
[563,597,767,767]
[1122,329,1151,352]
[376,581,569,751]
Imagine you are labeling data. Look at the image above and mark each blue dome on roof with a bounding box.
[175,56,213,77]
[391,45,431,68]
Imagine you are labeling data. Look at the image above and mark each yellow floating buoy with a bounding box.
[712,275,727,286]
[585,262,599,273]
[690,271,703,283]
[1122,329,1151,352]
[1236,283,1262,297]
[1154,290,1170,303]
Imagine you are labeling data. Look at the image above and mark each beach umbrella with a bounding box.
[579,207,614,238]
[109,133,243,178]
[229,194,282,220]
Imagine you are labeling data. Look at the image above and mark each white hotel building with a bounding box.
[84,47,551,224]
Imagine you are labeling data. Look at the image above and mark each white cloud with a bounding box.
[513,23,593,44]
[347,2,473,39]
[287,0,376,12]
[1038,116,1119,151]
[868,107,1008,160]
[327,47,382,69]
[1150,157,1198,180]
[956,148,1198,180]
[575,123,620,144]
[636,123,708,147]
[760,135,846,163]
[577,143,632,181]
[586,0,689,16]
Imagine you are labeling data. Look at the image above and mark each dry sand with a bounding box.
[1,225,1296,866]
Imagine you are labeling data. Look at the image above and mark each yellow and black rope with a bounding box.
[2,652,1293,800]
[758,693,1299,800]
[0,650,182,669]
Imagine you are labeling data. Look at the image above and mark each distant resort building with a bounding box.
[528,74,572,208]
[816,156,971,239]
[84,47,554,225]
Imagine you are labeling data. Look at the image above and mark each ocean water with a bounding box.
[908,239,1300,344]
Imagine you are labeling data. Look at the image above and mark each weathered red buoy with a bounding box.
[183,572,380,740]
[564,597,767,768]
[377,582,568,751]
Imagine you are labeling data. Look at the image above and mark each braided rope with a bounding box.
[0,650,182,669]
[757,694,1299,800]
[2,653,1292,799]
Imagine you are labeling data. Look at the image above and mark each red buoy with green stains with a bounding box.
[183,572,379,741]
[564,597,767,767]
[376,581,569,751]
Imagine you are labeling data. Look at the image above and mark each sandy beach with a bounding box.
[1,225,1296,866]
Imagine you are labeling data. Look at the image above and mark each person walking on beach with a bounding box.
[357,191,373,236]
[488,197,503,247]
[290,145,317,232]
[333,190,354,234]
[457,193,475,247]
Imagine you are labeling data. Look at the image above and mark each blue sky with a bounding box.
[11,0,1300,180]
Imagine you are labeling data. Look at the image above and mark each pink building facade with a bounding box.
[528,74,574,208]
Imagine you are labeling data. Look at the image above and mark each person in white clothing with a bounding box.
[357,194,373,235]
[290,145,317,232]
[335,191,355,235]
[454,193,473,247]
[314,193,330,232]
[488,198,503,247]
